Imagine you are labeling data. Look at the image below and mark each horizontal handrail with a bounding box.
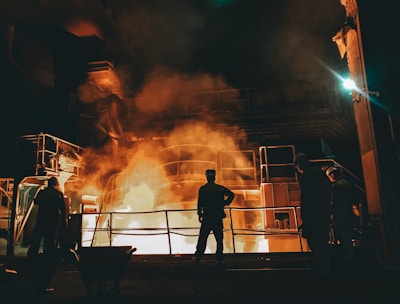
[81,205,305,254]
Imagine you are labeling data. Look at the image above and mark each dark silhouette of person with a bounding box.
[295,153,332,276]
[326,166,356,266]
[28,176,67,262]
[194,169,235,266]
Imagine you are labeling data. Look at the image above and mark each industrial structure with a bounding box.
[0,132,366,256]
[0,1,398,266]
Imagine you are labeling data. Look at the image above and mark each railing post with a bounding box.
[228,208,236,254]
[165,210,172,255]
[109,213,112,247]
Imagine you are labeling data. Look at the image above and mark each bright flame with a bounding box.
[73,122,275,254]
[124,184,156,211]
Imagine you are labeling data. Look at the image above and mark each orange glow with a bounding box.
[78,64,125,103]
[72,122,271,254]
[64,20,103,39]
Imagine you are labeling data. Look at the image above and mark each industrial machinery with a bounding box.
[0,133,366,255]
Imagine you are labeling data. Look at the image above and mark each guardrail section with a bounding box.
[80,206,307,254]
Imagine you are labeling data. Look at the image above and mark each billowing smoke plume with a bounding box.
[69,119,250,211]
[134,66,233,114]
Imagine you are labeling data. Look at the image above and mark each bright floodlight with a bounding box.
[343,78,356,90]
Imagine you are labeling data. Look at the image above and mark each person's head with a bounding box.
[48,176,59,187]
[205,169,216,182]
[294,152,309,174]
[325,166,340,182]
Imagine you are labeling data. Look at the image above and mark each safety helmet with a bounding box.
[294,152,308,167]
[48,176,59,187]
[325,166,338,177]
[205,169,216,176]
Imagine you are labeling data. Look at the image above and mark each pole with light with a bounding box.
[333,0,393,263]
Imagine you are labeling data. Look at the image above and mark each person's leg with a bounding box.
[213,220,224,264]
[336,221,355,263]
[195,222,211,263]
[43,227,57,260]
[310,224,331,276]
[28,226,43,259]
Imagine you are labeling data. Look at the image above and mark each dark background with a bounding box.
[0,0,398,178]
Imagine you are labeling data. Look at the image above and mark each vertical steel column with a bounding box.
[340,0,389,261]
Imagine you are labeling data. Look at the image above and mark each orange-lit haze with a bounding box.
[65,65,270,254]
[64,20,104,39]
[70,120,268,254]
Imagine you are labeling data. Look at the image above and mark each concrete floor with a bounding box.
[1,248,399,304]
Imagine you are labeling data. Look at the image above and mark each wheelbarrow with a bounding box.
[70,246,137,298]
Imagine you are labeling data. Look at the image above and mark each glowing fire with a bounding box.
[71,121,271,254]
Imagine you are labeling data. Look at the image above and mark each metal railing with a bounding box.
[21,133,84,177]
[81,206,305,255]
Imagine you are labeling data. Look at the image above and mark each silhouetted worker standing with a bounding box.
[295,153,332,276]
[28,176,67,262]
[194,169,235,266]
[326,166,356,266]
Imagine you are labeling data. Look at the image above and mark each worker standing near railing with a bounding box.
[27,177,67,263]
[326,166,356,268]
[194,169,235,267]
[295,153,332,276]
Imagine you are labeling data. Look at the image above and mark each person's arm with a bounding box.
[224,188,235,206]
[58,192,67,227]
[33,188,43,206]
[197,188,204,222]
